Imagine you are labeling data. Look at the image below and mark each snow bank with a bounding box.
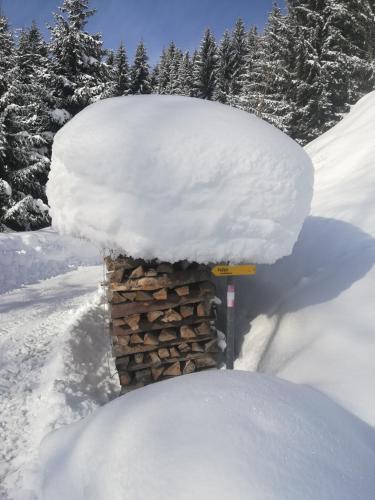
[0,228,100,293]
[48,95,313,264]
[236,91,375,426]
[40,371,375,500]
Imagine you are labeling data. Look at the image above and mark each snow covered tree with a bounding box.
[106,41,130,97]
[0,22,53,229]
[230,18,247,99]
[130,40,151,94]
[49,0,107,116]
[193,29,218,99]
[214,30,235,104]
[176,52,194,96]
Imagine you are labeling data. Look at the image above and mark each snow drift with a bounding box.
[47,95,313,264]
[40,370,375,500]
[236,91,375,426]
[0,228,100,293]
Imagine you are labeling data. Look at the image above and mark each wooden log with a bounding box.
[110,315,214,337]
[151,366,164,381]
[126,314,141,331]
[134,369,152,384]
[205,339,219,353]
[147,310,164,322]
[195,322,211,336]
[113,335,215,356]
[159,328,177,342]
[134,353,144,364]
[130,265,145,278]
[110,269,211,292]
[162,309,183,323]
[163,362,181,377]
[178,342,191,353]
[180,325,196,339]
[169,347,179,358]
[111,287,213,318]
[149,351,161,364]
[175,285,190,297]
[130,333,143,345]
[135,290,154,301]
[144,333,158,346]
[195,355,217,369]
[112,318,127,327]
[120,372,132,386]
[124,351,220,372]
[156,263,174,274]
[197,302,208,317]
[105,256,138,272]
[183,360,196,375]
[180,305,194,318]
[152,288,168,300]
[115,356,130,369]
[112,291,137,304]
[116,335,130,347]
[191,342,204,352]
[158,348,170,359]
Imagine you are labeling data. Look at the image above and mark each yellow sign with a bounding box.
[211,265,256,277]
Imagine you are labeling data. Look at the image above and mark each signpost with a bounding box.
[211,264,256,370]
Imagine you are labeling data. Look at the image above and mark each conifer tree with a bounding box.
[130,40,151,94]
[49,0,107,116]
[230,18,247,98]
[193,29,218,99]
[214,30,235,104]
[177,52,194,96]
[108,41,130,97]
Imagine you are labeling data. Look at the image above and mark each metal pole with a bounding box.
[226,276,235,369]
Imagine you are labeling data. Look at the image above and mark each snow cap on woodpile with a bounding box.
[47,95,313,264]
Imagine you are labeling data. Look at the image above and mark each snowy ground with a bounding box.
[0,266,119,499]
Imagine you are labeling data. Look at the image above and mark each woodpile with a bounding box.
[105,256,221,393]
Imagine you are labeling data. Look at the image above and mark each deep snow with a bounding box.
[40,370,375,500]
[0,267,119,499]
[47,95,313,264]
[236,91,375,426]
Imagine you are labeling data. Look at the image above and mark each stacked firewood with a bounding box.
[105,256,221,393]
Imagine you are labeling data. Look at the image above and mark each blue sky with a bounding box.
[2,0,285,63]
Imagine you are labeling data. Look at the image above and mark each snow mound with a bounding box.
[236,91,375,426]
[40,371,375,500]
[0,228,100,293]
[47,95,313,264]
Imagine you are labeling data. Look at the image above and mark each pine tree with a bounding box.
[214,30,235,103]
[130,40,151,94]
[1,22,53,229]
[176,52,194,96]
[230,18,247,98]
[156,42,182,94]
[193,29,218,99]
[49,0,107,116]
[108,41,130,97]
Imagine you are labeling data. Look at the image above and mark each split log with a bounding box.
[130,265,145,278]
[175,285,189,297]
[169,347,179,358]
[110,269,211,292]
[180,325,196,339]
[147,310,164,323]
[162,309,183,323]
[205,339,219,353]
[159,328,177,342]
[178,342,191,353]
[134,353,144,364]
[183,360,196,375]
[163,362,181,377]
[197,302,207,317]
[129,333,143,345]
[191,342,204,352]
[112,318,127,327]
[149,351,161,364]
[158,348,170,359]
[180,305,194,318]
[152,288,168,300]
[151,366,164,381]
[144,333,159,346]
[116,356,130,369]
[116,336,130,347]
[125,314,141,331]
[195,355,217,369]
[195,322,211,336]
[134,368,152,384]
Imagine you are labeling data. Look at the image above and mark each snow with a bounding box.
[0,227,100,293]
[236,91,375,426]
[47,95,313,264]
[0,267,119,499]
[40,370,375,500]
